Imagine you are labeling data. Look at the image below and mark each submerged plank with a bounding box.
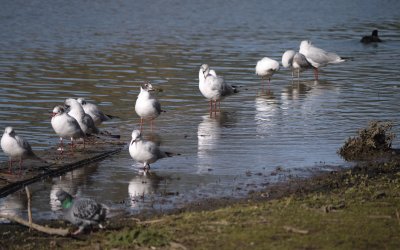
[0,135,126,198]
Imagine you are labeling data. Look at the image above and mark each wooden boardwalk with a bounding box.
[0,135,126,198]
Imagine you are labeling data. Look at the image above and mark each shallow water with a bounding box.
[0,0,400,221]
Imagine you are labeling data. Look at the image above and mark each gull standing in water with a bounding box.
[129,129,173,173]
[65,98,99,135]
[255,57,280,91]
[299,40,345,80]
[198,64,237,116]
[1,127,42,174]
[134,82,162,131]
[51,105,85,153]
[282,50,314,81]
[77,98,113,126]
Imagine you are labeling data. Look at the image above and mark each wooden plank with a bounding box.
[0,135,126,198]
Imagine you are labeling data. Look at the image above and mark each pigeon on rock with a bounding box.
[56,189,108,235]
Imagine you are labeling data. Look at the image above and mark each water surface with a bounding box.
[0,0,399,220]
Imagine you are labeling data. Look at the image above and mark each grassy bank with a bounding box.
[2,157,400,249]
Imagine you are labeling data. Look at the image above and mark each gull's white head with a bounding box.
[4,126,15,136]
[141,82,155,92]
[64,98,80,108]
[52,105,65,117]
[300,40,312,50]
[131,129,142,143]
[200,64,210,78]
[77,98,87,105]
[282,50,296,68]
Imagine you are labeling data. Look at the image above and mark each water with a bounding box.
[0,0,400,221]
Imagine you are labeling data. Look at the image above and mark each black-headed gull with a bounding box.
[255,57,280,91]
[65,98,99,135]
[199,64,237,116]
[1,126,42,173]
[299,40,345,80]
[56,189,108,235]
[77,98,113,126]
[134,82,162,131]
[282,50,314,81]
[51,105,85,153]
[129,129,172,173]
[361,30,382,43]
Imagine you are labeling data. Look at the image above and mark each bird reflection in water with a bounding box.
[197,112,234,173]
[254,91,279,136]
[128,172,162,208]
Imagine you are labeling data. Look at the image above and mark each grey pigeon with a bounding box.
[56,189,108,235]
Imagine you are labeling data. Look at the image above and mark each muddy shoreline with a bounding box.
[1,147,399,249]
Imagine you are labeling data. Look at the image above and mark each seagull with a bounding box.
[51,105,85,153]
[361,29,382,43]
[134,82,162,131]
[129,129,173,173]
[77,98,114,126]
[299,40,345,80]
[55,189,108,235]
[255,57,280,91]
[282,50,314,81]
[65,98,99,135]
[1,126,42,174]
[199,64,237,116]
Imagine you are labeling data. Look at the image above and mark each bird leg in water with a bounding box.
[8,158,13,173]
[313,68,319,81]
[58,137,64,154]
[139,118,144,132]
[18,158,23,175]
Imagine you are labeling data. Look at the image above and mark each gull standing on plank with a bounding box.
[282,50,314,81]
[129,129,173,173]
[134,82,162,131]
[65,98,99,135]
[1,126,42,174]
[56,189,108,235]
[77,98,113,126]
[255,57,280,91]
[51,105,85,153]
[299,40,345,80]
[198,64,237,116]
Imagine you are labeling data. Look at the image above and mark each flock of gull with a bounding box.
[1,39,347,175]
[0,34,382,233]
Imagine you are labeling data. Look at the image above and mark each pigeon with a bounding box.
[198,64,237,116]
[56,189,108,235]
[1,126,42,173]
[134,82,162,131]
[299,40,345,80]
[255,57,280,90]
[51,105,85,153]
[77,98,114,126]
[129,129,173,172]
[65,98,99,135]
[361,29,382,43]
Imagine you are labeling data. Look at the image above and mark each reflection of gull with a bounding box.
[49,164,99,211]
[197,115,221,173]
[254,92,278,135]
[128,173,161,208]
[0,192,26,222]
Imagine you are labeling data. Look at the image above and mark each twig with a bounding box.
[25,186,32,231]
[283,225,309,235]
[0,214,70,236]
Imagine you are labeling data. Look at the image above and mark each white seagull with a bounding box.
[51,105,85,153]
[255,57,280,91]
[198,64,237,116]
[1,126,42,173]
[77,98,113,126]
[65,98,99,135]
[299,40,345,80]
[129,129,173,173]
[134,82,162,131]
[282,50,314,81]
